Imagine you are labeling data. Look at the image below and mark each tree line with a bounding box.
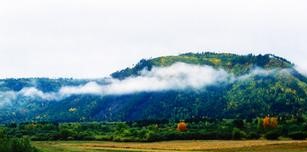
[1,115,307,142]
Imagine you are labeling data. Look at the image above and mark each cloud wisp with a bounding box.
[0,63,230,106]
[0,62,299,107]
[0,91,16,107]
[60,62,230,95]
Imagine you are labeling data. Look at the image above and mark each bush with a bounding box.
[0,137,39,152]
[232,128,247,140]
[96,135,113,141]
[303,123,307,131]
[265,130,280,140]
[233,119,244,129]
[74,131,95,140]
[288,131,306,140]
[217,131,232,140]
[199,131,218,140]
[59,129,75,140]
[247,132,261,139]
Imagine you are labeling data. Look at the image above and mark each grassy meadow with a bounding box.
[33,140,307,152]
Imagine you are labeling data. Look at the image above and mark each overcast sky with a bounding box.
[0,0,307,78]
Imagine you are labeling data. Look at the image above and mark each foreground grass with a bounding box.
[33,140,307,152]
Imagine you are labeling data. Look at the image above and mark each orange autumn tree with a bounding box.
[262,116,278,128]
[263,116,270,128]
[270,117,278,128]
[177,121,187,131]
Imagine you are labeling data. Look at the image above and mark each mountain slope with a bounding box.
[0,52,306,123]
[111,53,293,79]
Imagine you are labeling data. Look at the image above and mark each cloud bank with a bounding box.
[60,63,230,95]
[105,63,230,94]
[0,62,298,107]
[0,63,230,106]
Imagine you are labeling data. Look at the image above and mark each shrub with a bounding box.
[288,131,306,140]
[247,131,261,139]
[217,131,232,140]
[202,131,218,140]
[0,137,39,152]
[74,131,95,140]
[59,129,75,140]
[265,130,280,140]
[232,128,246,140]
[233,119,244,129]
[270,117,278,128]
[303,123,307,131]
[257,118,263,130]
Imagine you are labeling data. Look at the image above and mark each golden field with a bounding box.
[34,140,307,152]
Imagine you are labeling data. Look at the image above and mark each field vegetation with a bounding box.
[33,140,307,152]
[1,115,307,142]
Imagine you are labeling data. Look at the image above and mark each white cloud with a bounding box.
[0,91,16,107]
[238,68,276,80]
[0,63,231,104]
[18,87,57,100]
[59,81,103,95]
[103,62,230,94]
[57,63,230,95]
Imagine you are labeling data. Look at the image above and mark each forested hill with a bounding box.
[0,52,307,123]
[111,53,293,79]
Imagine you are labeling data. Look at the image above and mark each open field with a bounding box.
[33,140,307,152]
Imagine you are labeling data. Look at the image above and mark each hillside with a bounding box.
[111,53,293,79]
[0,52,307,123]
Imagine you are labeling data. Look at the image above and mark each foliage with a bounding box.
[288,131,306,140]
[232,128,247,140]
[262,116,278,128]
[0,130,38,152]
[265,130,281,140]
[1,116,307,142]
[270,117,278,128]
[177,121,187,132]
[246,132,261,139]
[263,116,271,128]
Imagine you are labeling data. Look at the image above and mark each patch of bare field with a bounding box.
[34,140,307,152]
